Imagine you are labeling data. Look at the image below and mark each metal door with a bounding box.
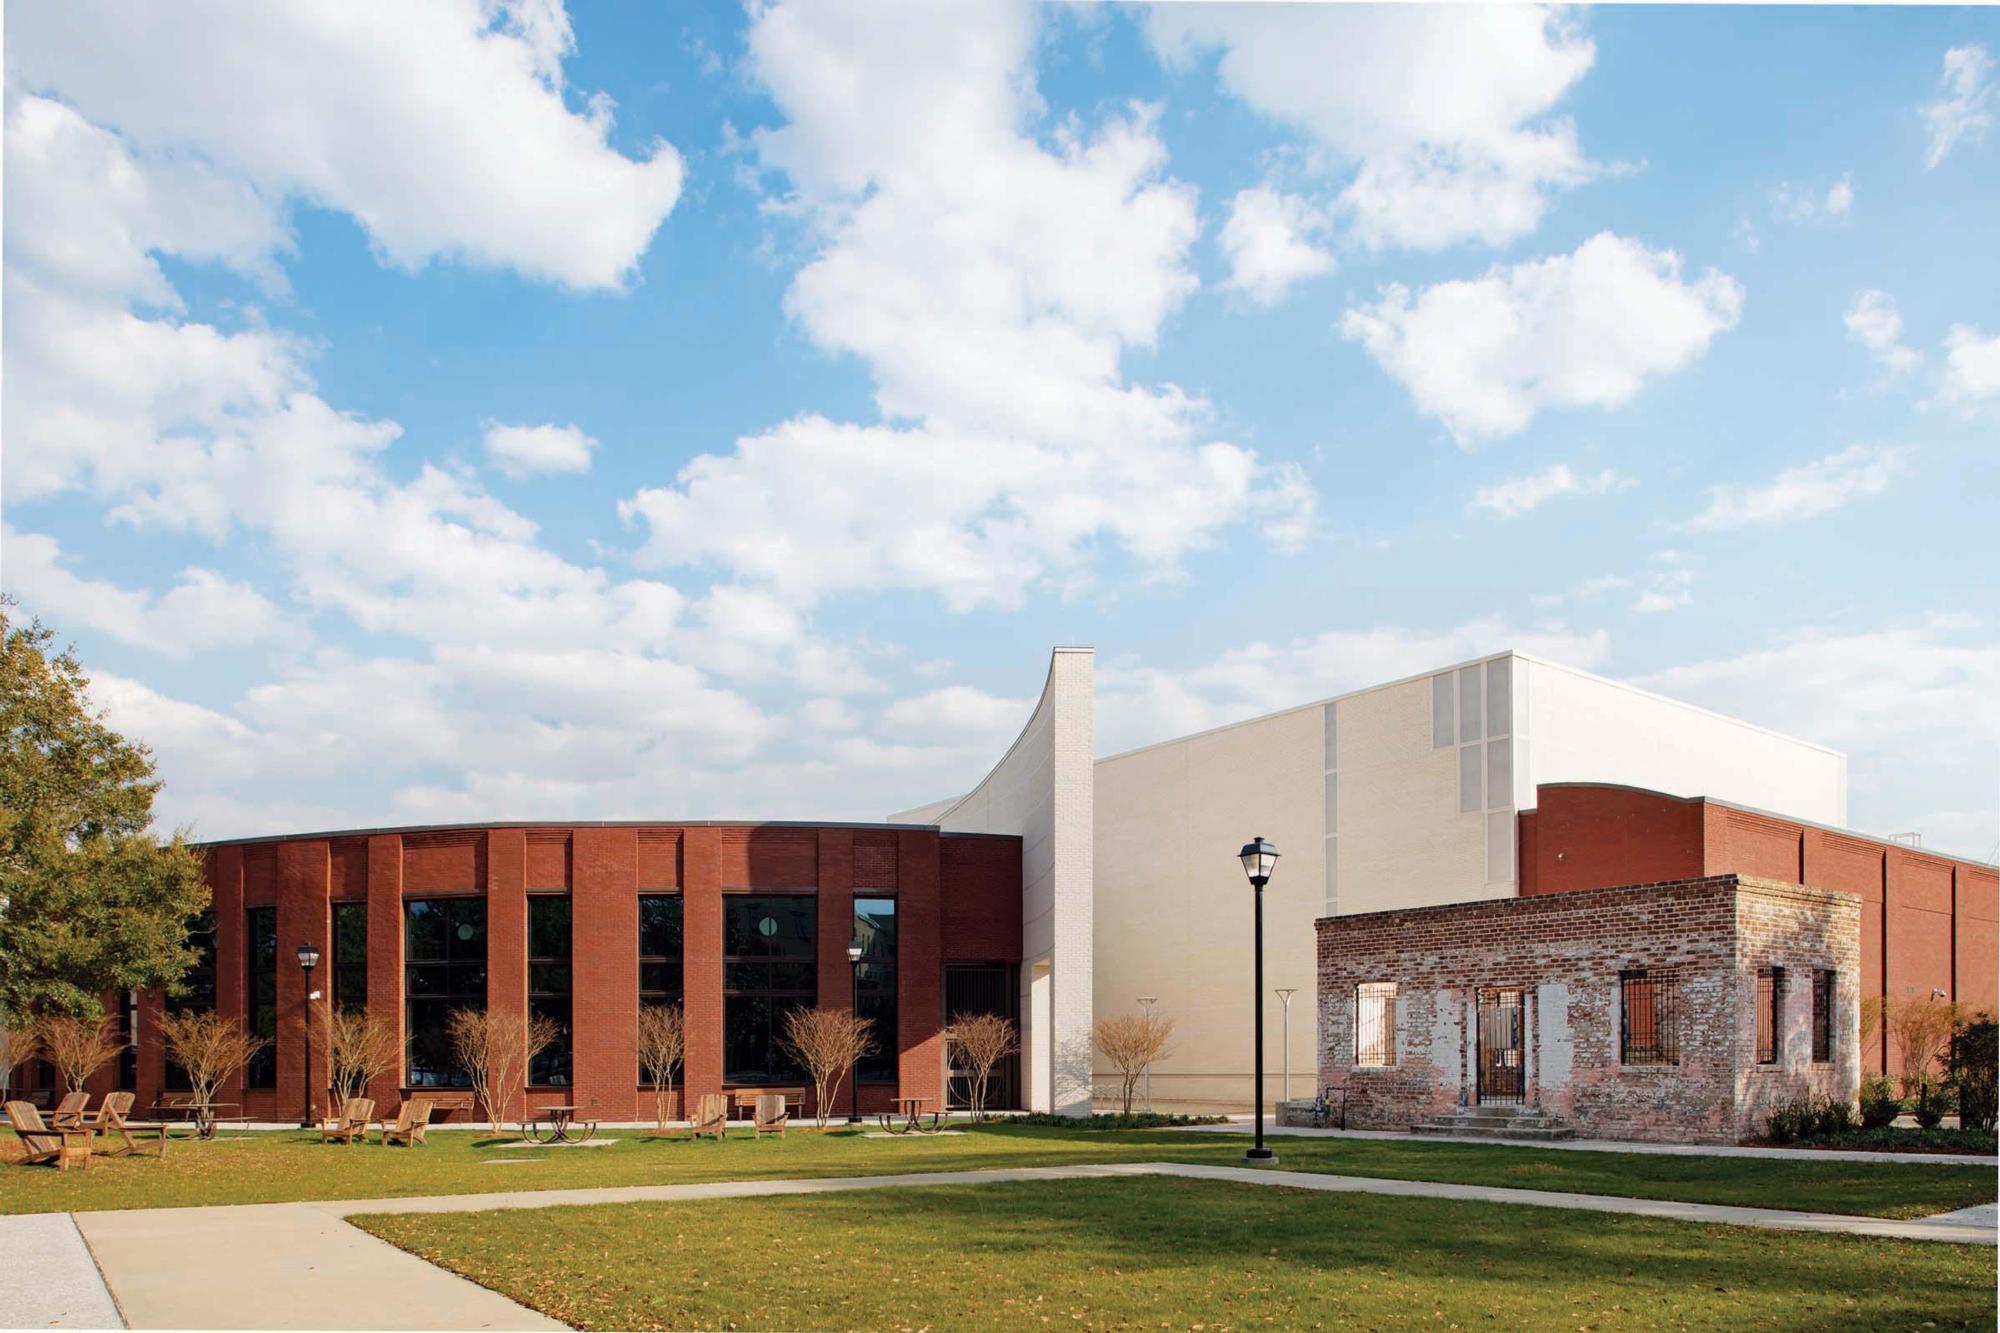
[1476,988,1525,1105]
[943,963,1019,1111]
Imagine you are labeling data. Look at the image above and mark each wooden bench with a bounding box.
[730,1088,804,1121]
[401,1090,475,1121]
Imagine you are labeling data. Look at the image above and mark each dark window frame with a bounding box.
[527,894,572,1088]
[1620,969,1680,1066]
[332,901,368,1015]
[404,897,487,1089]
[722,892,817,1085]
[638,893,684,1085]
[1755,966,1784,1065]
[854,896,898,1083]
[246,906,278,1089]
[1811,969,1836,1064]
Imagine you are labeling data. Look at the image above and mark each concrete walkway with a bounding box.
[0,1212,125,1329]
[1173,1118,2000,1167]
[37,1159,1997,1330]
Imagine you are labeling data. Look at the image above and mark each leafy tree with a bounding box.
[0,605,209,1020]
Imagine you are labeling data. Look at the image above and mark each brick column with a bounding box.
[210,845,246,1101]
[682,827,723,1103]
[897,830,943,1105]
[485,828,528,1123]
[365,835,404,1109]
[817,829,855,1013]
[275,839,330,1126]
[573,827,639,1120]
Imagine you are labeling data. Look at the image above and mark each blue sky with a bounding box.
[3,2,1995,857]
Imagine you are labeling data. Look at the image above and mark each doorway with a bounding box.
[1476,988,1525,1105]
[943,962,1020,1111]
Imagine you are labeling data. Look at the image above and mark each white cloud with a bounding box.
[1633,568,1696,614]
[1149,5,1596,251]
[1218,187,1334,304]
[1770,174,1854,224]
[1938,324,2000,413]
[7,0,682,291]
[1922,44,1994,169]
[483,422,597,478]
[3,527,285,655]
[623,0,1312,610]
[1689,444,1912,531]
[1341,233,1742,444]
[1638,619,2000,858]
[1096,617,1611,756]
[882,685,1035,736]
[1471,464,1626,519]
[1844,290,1922,377]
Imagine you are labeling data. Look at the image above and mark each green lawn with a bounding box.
[3,1123,1993,1219]
[353,1175,2000,1332]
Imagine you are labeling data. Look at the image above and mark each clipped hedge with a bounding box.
[1008,1112,1229,1130]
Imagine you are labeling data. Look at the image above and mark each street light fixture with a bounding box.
[1238,837,1279,1163]
[296,942,322,1130]
[1136,996,1158,1112]
[1275,988,1297,1103]
[847,937,866,1125]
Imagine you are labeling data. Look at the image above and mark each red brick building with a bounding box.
[1317,875,1863,1143]
[1518,783,1998,1075]
[35,822,1023,1123]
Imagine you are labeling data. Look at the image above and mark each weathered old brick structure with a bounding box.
[1317,874,1862,1143]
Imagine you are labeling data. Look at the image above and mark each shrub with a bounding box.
[1858,1075,1902,1129]
[1765,1095,1816,1144]
[1793,1124,1998,1155]
[1813,1095,1858,1135]
[1945,1015,1997,1133]
[1912,1079,1955,1130]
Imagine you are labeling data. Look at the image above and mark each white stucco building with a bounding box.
[900,648,1848,1113]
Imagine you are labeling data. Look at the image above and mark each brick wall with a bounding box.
[1521,783,1995,1076]
[1318,875,1861,1143]
[155,822,1022,1122]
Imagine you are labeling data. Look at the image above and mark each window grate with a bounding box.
[1755,967,1783,1065]
[1811,969,1835,1064]
[1620,970,1679,1066]
[1355,983,1398,1067]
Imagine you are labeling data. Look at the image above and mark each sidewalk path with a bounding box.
[52,1160,1998,1329]
[0,1212,125,1329]
[1171,1119,2000,1167]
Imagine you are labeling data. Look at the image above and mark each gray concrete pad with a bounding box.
[0,1213,124,1329]
[1172,1118,2000,1167]
[73,1204,560,1331]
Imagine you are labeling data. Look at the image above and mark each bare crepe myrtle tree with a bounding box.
[156,1010,265,1119]
[1094,1012,1175,1115]
[37,1013,121,1093]
[1,1020,39,1099]
[322,1009,399,1107]
[943,1012,1017,1121]
[447,1007,561,1130]
[779,1006,874,1129]
[636,1003,687,1127]
[1887,995,1962,1095]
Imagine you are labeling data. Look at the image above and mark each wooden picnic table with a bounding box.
[878,1095,941,1135]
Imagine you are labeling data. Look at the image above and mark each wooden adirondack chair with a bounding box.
[46,1091,91,1129]
[689,1092,728,1141]
[752,1092,788,1138]
[78,1091,139,1154]
[378,1099,434,1147]
[5,1100,92,1170]
[321,1097,376,1144]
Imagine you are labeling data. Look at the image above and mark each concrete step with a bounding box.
[1411,1121,1577,1141]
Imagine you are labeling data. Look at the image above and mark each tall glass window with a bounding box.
[405,898,486,1087]
[246,906,277,1088]
[332,902,368,1014]
[639,894,684,1083]
[116,989,138,1090]
[723,895,816,1084]
[854,897,897,1082]
[528,896,572,1086]
[165,911,216,1090]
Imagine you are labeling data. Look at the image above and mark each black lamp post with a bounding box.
[296,941,321,1130]
[846,937,866,1125]
[1238,837,1279,1163]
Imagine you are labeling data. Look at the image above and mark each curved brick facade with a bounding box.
[71,822,1023,1123]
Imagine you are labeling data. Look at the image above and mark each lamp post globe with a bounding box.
[1238,838,1279,1163]
[846,937,866,1125]
[296,942,322,1130]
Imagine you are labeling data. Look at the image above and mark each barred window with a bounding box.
[1755,967,1784,1065]
[1620,970,1679,1066]
[1811,969,1836,1064]
[1355,983,1398,1067]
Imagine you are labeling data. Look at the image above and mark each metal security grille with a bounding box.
[1476,988,1525,1105]
[1811,969,1836,1063]
[1620,970,1680,1066]
[1755,967,1783,1065]
[944,963,1019,1111]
